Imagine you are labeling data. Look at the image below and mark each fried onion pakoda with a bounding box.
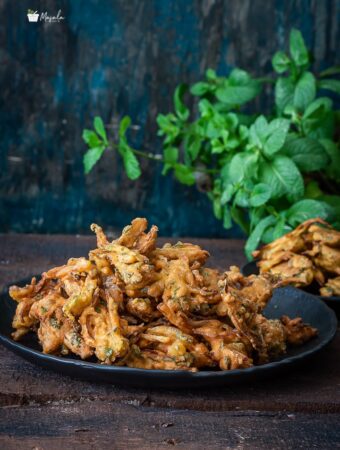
[253,218,340,296]
[9,218,317,371]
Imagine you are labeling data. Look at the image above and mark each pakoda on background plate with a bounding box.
[250,218,340,303]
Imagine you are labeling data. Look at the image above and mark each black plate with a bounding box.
[0,277,337,388]
[242,261,340,307]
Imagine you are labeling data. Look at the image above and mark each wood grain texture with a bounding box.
[1,0,339,235]
[0,234,339,448]
[0,333,339,413]
[1,403,340,450]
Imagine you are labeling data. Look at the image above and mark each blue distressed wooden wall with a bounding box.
[1,0,339,236]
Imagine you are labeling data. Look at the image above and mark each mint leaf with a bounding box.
[287,199,333,227]
[206,68,217,80]
[94,117,108,144]
[283,136,329,172]
[157,114,180,144]
[249,206,266,230]
[162,146,178,175]
[117,135,141,180]
[275,77,294,112]
[212,196,223,220]
[82,129,102,148]
[263,118,290,156]
[229,68,251,84]
[231,206,250,234]
[302,98,334,138]
[318,79,340,95]
[303,97,332,120]
[198,99,215,118]
[272,216,290,240]
[293,72,316,111]
[120,147,141,180]
[205,113,227,139]
[249,116,290,156]
[272,51,291,73]
[262,226,275,244]
[119,116,131,137]
[229,153,258,183]
[320,139,340,182]
[235,189,249,207]
[174,84,189,121]
[250,183,272,207]
[164,147,179,165]
[319,66,340,77]
[190,82,212,96]
[249,115,268,147]
[185,133,201,161]
[83,147,105,174]
[215,69,260,105]
[211,137,226,154]
[259,155,304,201]
[221,184,234,205]
[289,28,309,67]
[245,216,276,260]
[174,164,195,185]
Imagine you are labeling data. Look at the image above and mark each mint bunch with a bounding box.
[83,29,340,258]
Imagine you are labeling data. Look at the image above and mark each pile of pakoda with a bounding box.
[9,218,317,371]
[253,218,340,297]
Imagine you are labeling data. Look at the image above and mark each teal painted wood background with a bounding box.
[1,0,339,236]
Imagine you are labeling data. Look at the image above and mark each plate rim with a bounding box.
[0,276,338,380]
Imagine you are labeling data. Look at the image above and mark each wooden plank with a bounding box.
[0,401,339,450]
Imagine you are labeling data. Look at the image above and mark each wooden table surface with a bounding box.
[0,234,339,450]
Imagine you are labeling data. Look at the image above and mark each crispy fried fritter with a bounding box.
[218,266,276,313]
[218,268,293,363]
[252,219,311,261]
[262,254,315,287]
[320,276,340,297]
[126,297,160,322]
[191,319,253,370]
[254,218,340,296]
[45,257,94,279]
[218,273,268,361]
[90,244,152,286]
[151,241,209,266]
[92,218,158,256]
[12,297,37,339]
[281,315,318,346]
[63,274,98,319]
[79,303,129,363]
[117,218,158,255]
[9,218,318,371]
[313,244,340,276]
[138,325,213,369]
